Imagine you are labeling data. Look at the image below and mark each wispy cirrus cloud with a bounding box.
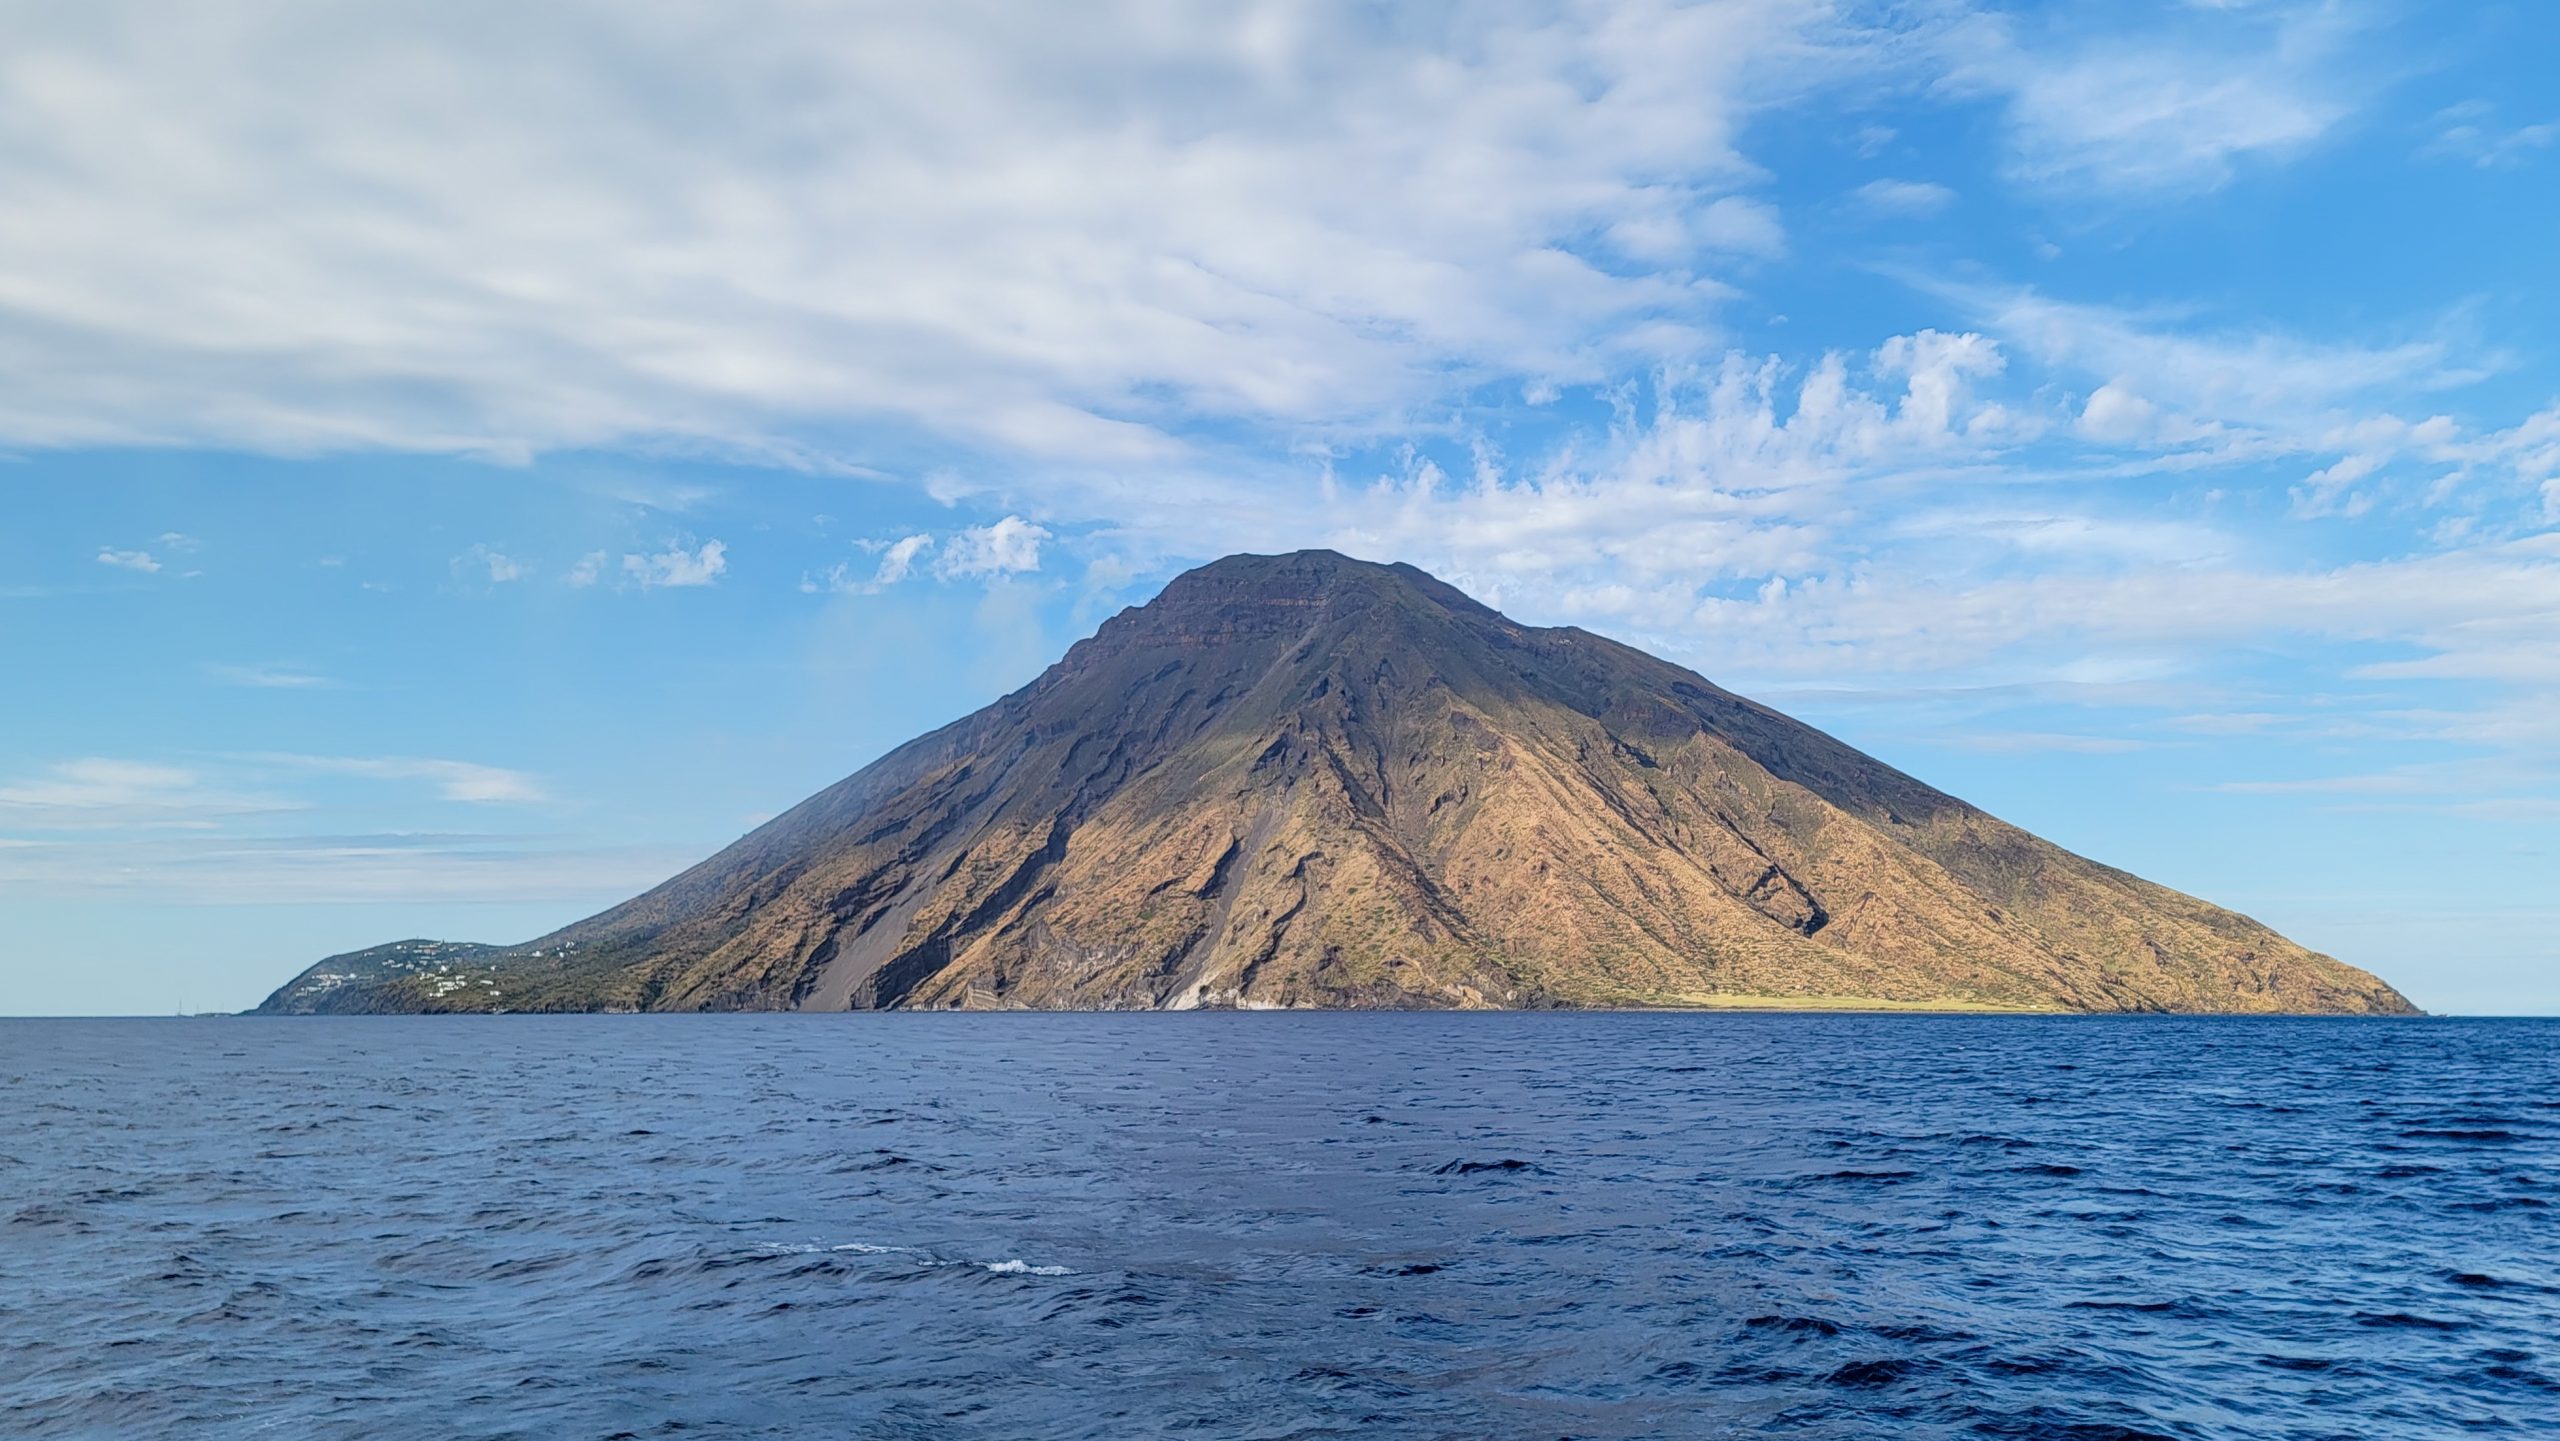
[0,1,1874,468]
[1848,178,1955,215]
[255,754,547,804]
[0,831,692,904]
[0,753,550,828]
[0,759,297,830]
[203,661,337,689]
[2418,102,2557,168]
[1714,529,2556,658]
[1919,730,2154,755]
[1902,279,2524,518]
[1940,3,2363,196]
[1938,283,2478,420]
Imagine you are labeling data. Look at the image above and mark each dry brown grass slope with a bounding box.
[261,550,2415,1015]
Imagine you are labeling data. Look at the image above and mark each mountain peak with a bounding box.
[258,552,2414,1017]
[1064,550,1482,663]
[1178,547,1369,578]
[1152,548,1474,607]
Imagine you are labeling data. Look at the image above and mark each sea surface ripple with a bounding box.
[2,1014,2553,1439]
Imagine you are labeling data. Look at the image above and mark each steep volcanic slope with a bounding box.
[259,551,2414,1015]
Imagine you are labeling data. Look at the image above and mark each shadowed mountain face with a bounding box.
[258,552,2414,1016]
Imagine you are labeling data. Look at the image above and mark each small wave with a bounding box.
[831,1149,943,1174]
[1970,1412,2178,1441]
[757,1240,1069,1276]
[1873,1321,1977,1344]
[1827,1357,1929,1387]
[2400,1128,2522,1142]
[1795,1169,1920,1185]
[1957,1133,2036,1148]
[2478,1359,2560,1391]
[2353,1311,2467,1331]
[1433,1158,1543,1176]
[756,1241,911,1257]
[2066,1298,2193,1316]
[1745,1313,1843,1336]
[1980,1351,2080,1377]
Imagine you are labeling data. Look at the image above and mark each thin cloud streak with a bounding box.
[0,832,695,904]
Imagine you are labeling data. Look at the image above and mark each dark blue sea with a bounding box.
[2,1015,2553,1439]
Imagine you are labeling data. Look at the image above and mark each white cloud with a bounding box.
[803,532,932,595]
[2077,380,2159,443]
[1920,280,2497,514]
[564,551,605,588]
[1951,285,2467,420]
[1874,329,2005,438]
[97,547,160,572]
[1693,196,1788,257]
[873,533,934,587]
[1661,535,2560,691]
[1848,178,1954,215]
[1891,509,2231,568]
[2211,771,2437,797]
[0,832,694,904]
[2419,103,2558,168]
[204,662,335,689]
[807,526,1044,593]
[0,1,1859,466]
[2292,452,2382,518]
[1944,5,2355,194]
[0,758,294,829]
[457,543,527,583]
[2168,712,2286,736]
[622,539,727,589]
[1923,731,2151,755]
[2493,404,2560,517]
[0,750,575,917]
[261,754,547,804]
[936,516,1051,580]
[800,564,856,596]
[1255,330,2019,598]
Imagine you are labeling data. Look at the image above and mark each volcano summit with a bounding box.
[259,551,2412,1015]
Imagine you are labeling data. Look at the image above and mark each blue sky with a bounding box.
[4,1,2557,1015]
